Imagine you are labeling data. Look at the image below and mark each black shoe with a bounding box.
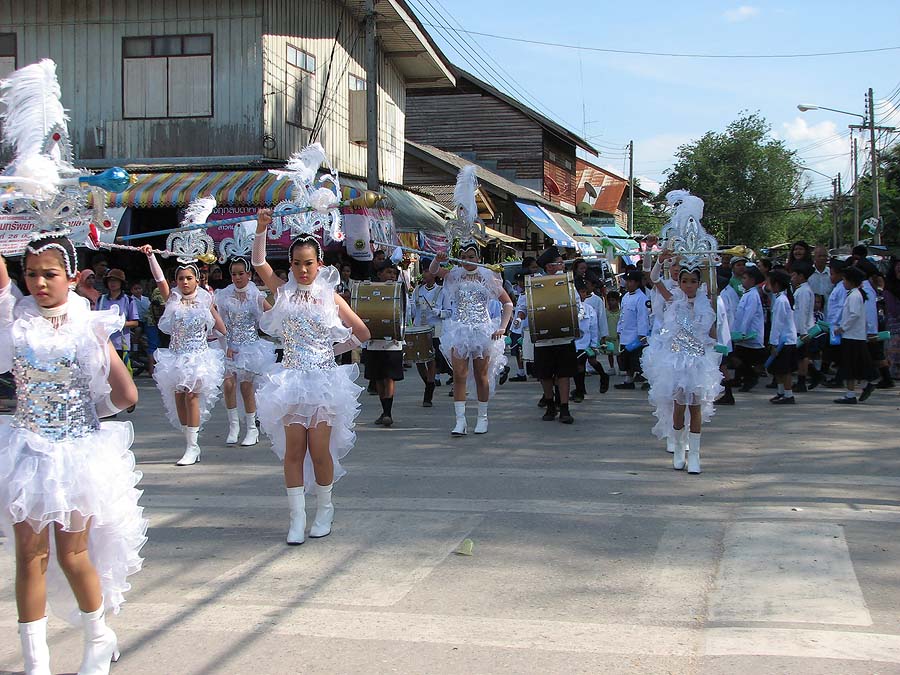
[510,374,528,382]
[771,395,795,404]
[834,396,858,404]
[769,394,783,402]
[859,382,876,402]
[794,382,808,393]
[499,366,510,386]
[571,392,584,403]
[423,400,433,408]
[542,404,557,421]
[537,396,548,408]
[641,382,650,391]
[738,380,758,393]
[876,379,895,389]
[715,391,735,405]
[374,415,385,425]
[614,382,635,390]
[808,371,824,390]
[558,406,574,424]
[381,415,394,427]
[599,375,610,394]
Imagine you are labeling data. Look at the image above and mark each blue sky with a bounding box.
[407,0,900,196]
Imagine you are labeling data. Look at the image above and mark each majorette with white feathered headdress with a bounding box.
[251,144,371,545]
[641,190,725,474]
[428,165,514,436]
[0,59,146,675]
[141,198,227,467]
[214,221,276,447]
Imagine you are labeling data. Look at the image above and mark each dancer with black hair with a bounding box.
[143,247,226,465]
[252,209,370,544]
[216,257,275,446]
[429,241,513,435]
[765,269,799,404]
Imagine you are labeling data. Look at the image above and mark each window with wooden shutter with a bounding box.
[122,34,212,119]
[0,33,16,80]
[289,77,314,131]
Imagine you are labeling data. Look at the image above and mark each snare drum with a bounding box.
[525,272,578,343]
[351,281,406,342]
[404,325,435,363]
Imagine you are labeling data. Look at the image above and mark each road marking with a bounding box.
[187,511,483,607]
[708,522,871,626]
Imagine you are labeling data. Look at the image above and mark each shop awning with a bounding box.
[549,212,597,255]
[515,201,577,248]
[482,225,524,245]
[589,224,637,253]
[342,179,450,234]
[107,170,296,208]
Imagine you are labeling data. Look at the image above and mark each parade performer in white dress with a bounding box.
[0,58,147,675]
[1,236,147,675]
[429,242,514,436]
[641,191,723,474]
[143,244,227,466]
[252,209,370,545]
[216,257,274,446]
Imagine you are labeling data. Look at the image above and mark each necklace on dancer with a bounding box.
[37,302,68,329]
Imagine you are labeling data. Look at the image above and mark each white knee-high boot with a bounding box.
[225,407,240,444]
[451,401,467,436]
[665,433,676,454]
[286,486,306,545]
[474,402,489,434]
[176,426,201,466]
[309,483,334,538]
[687,432,702,474]
[240,412,259,446]
[672,427,687,470]
[78,605,119,675]
[18,617,51,675]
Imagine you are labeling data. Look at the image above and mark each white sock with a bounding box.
[625,375,634,383]
[783,389,794,399]
[845,390,856,399]
[777,384,785,395]
[454,401,466,417]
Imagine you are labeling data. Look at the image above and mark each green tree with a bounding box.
[857,143,900,247]
[659,112,802,248]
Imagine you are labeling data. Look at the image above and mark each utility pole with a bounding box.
[831,177,838,250]
[867,88,881,244]
[365,0,379,191]
[627,140,634,235]
[852,136,860,245]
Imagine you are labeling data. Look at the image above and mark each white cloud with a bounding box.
[723,5,760,22]
[779,117,852,195]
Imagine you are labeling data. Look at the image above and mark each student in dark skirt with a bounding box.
[766,269,799,404]
[834,266,876,403]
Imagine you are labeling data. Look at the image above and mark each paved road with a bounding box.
[2,372,900,674]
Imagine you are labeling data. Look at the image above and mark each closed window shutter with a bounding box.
[168,55,212,117]
[124,57,167,118]
[0,56,15,80]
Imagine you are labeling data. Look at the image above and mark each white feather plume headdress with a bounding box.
[660,189,719,272]
[167,197,217,265]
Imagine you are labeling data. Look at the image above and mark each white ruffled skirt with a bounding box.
[225,340,277,382]
[440,319,508,397]
[256,363,363,491]
[642,343,723,440]
[0,420,147,623]
[152,347,225,430]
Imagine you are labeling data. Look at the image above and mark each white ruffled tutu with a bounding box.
[440,318,508,396]
[152,347,225,430]
[641,289,723,440]
[226,339,276,382]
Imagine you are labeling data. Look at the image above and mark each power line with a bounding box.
[419,23,900,59]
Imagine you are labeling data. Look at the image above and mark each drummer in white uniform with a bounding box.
[410,268,445,407]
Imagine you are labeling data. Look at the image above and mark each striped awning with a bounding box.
[107,170,295,208]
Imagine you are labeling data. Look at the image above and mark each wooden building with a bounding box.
[406,68,597,210]
[0,0,453,201]
[576,158,652,229]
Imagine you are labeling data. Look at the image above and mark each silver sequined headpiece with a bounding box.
[24,230,78,278]
[660,190,719,273]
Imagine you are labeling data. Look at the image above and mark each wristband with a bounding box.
[649,261,662,284]
[500,301,514,332]
[334,334,363,356]
[251,231,267,267]
[95,393,124,419]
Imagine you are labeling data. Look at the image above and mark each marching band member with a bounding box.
[216,257,275,446]
[765,270,799,404]
[252,210,370,544]
[824,258,848,385]
[730,265,767,392]
[614,270,650,390]
[642,252,723,473]
[573,279,603,401]
[583,276,611,393]
[411,268,445,407]
[365,263,406,426]
[833,265,876,403]
[790,262,819,391]
[429,241,513,435]
[143,247,227,465]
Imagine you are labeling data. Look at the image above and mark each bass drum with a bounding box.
[404,325,435,363]
[525,272,578,343]
[351,280,406,342]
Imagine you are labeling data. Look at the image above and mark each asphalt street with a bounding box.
[2,371,900,674]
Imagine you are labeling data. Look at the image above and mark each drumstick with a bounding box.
[370,240,503,273]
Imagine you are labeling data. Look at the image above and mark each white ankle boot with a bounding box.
[672,427,687,470]
[18,617,51,675]
[286,486,306,545]
[176,426,201,466]
[687,432,702,474]
[78,605,118,675]
[474,402,489,434]
[225,408,240,444]
[309,483,334,538]
[240,412,259,446]
[451,401,467,436]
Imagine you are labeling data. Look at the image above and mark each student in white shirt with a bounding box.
[765,270,799,404]
[365,264,406,427]
[824,258,848,385]
[857,259,894,388]
[808,245,834,302]
[583,276,610,392]
[833,265,876,403]
[730,265,766,392]
[572,279,606,401]
[614,270,650,389]
[410,268,445,407]
[790,262,819,391]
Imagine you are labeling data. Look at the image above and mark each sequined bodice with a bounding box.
[170,308,209,353]
[281,302,337,372]
[12,343,99,441]
[453,277,491,325]
[223,302,260,346]
[664,303,706,357]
